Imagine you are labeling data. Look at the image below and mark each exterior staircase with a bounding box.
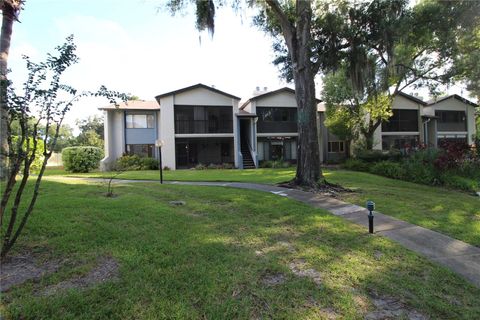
[241,141,256,169]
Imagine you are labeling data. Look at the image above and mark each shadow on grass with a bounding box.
[2,180,480,319]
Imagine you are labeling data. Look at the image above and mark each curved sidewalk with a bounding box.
[46,177,480,288]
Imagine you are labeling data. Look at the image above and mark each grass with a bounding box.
[45,166,480,247]
[2,179,480,319]
[325,170,480,247]
[44,166,297,184]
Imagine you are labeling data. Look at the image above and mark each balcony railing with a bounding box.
[175,119,233,134]
[437,122,467,132]
[257,121,297,133]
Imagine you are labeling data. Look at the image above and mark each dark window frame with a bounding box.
[126,144,155,157]
[382,109,419,132]
[327,141,345,153]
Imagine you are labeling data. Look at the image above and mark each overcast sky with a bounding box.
[8,0,472,133]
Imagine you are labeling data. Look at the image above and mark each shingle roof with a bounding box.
[155,83,241,101]
[98,100,159,110]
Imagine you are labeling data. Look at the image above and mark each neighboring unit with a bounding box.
[373,93,477,151]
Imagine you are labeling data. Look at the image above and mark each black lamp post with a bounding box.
[155,139,165,184]
[366,200,375,233]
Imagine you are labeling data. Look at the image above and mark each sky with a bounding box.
[9,0,291,133]
[8,0,473,133]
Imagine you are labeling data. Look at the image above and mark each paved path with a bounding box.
[46,176,480,288]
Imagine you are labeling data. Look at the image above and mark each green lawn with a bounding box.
[325,170,480,247]
[2,179,480,319]
[44,166,296,184]
[45,166,480,247]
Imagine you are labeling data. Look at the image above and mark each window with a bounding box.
[328,141,345,153]
[126,114,155,128]
[382,109,418,132]
[257,107,297,122]
[126,144,154,157]
[435,110,467,131]
[381,135,419,150]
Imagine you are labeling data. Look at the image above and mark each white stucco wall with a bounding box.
[158,95,176,170]
[255,91,297,107]
[158,86,240,170]
[100,109,125,170]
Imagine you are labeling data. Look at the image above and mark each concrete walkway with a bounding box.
[46,177,480,288]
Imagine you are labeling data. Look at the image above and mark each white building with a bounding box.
[99,84,478,170]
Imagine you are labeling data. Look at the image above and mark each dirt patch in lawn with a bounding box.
[277,180,353,197]
[42,256,119,296]
[260,272,287,286]
[0,254,119,294]
[365,291,428,320]
[0,253,60,292]
[288,258,322,285]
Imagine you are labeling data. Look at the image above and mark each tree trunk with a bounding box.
[291,2,321,186]
[266,0,322,187]
[0,2,16,180]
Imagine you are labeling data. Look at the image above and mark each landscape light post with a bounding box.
[155,139,165,184]
[366,200,375,234]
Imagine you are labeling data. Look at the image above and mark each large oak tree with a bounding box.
[168,0,326,187]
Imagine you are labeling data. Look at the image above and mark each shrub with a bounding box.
[434,141,470,170]
[195,163,207,170]
[441,174,479,192]
[370,161,406,180]
[116,154,142,170]
[141,157,159,170]
[356,149,390,163]
[280,161,292,168]
[208,163,222,169]
[259,160,273,168]
[62,146,103,173]
[222,162,234,169]
[116,155,158,170]
[343,159,369,171]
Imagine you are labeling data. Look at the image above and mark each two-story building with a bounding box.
[373,93,477,152]
[99,83,478,170]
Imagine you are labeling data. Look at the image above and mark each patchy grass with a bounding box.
[45,166,480,246]
[1,179,480,319]
[325,170,480,247]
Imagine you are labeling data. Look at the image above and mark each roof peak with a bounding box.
[155,83,241,101]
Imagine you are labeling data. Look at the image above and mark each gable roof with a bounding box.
[427,94,478,107]
[240,87,322,109]
[397,92,427,105]
[155,83,241,101]
[98,100,159,111]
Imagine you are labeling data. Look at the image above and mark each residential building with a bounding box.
[99,83,478,170]
[373,93,478,152]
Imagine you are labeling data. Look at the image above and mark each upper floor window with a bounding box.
[382,109,418,132]
[257,107,297,122]
[435,110,467,132]
[126,114,155,129]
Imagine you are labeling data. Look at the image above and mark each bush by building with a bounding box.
[62,147,103,173]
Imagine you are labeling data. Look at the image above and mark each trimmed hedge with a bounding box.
[62,147,103,173]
